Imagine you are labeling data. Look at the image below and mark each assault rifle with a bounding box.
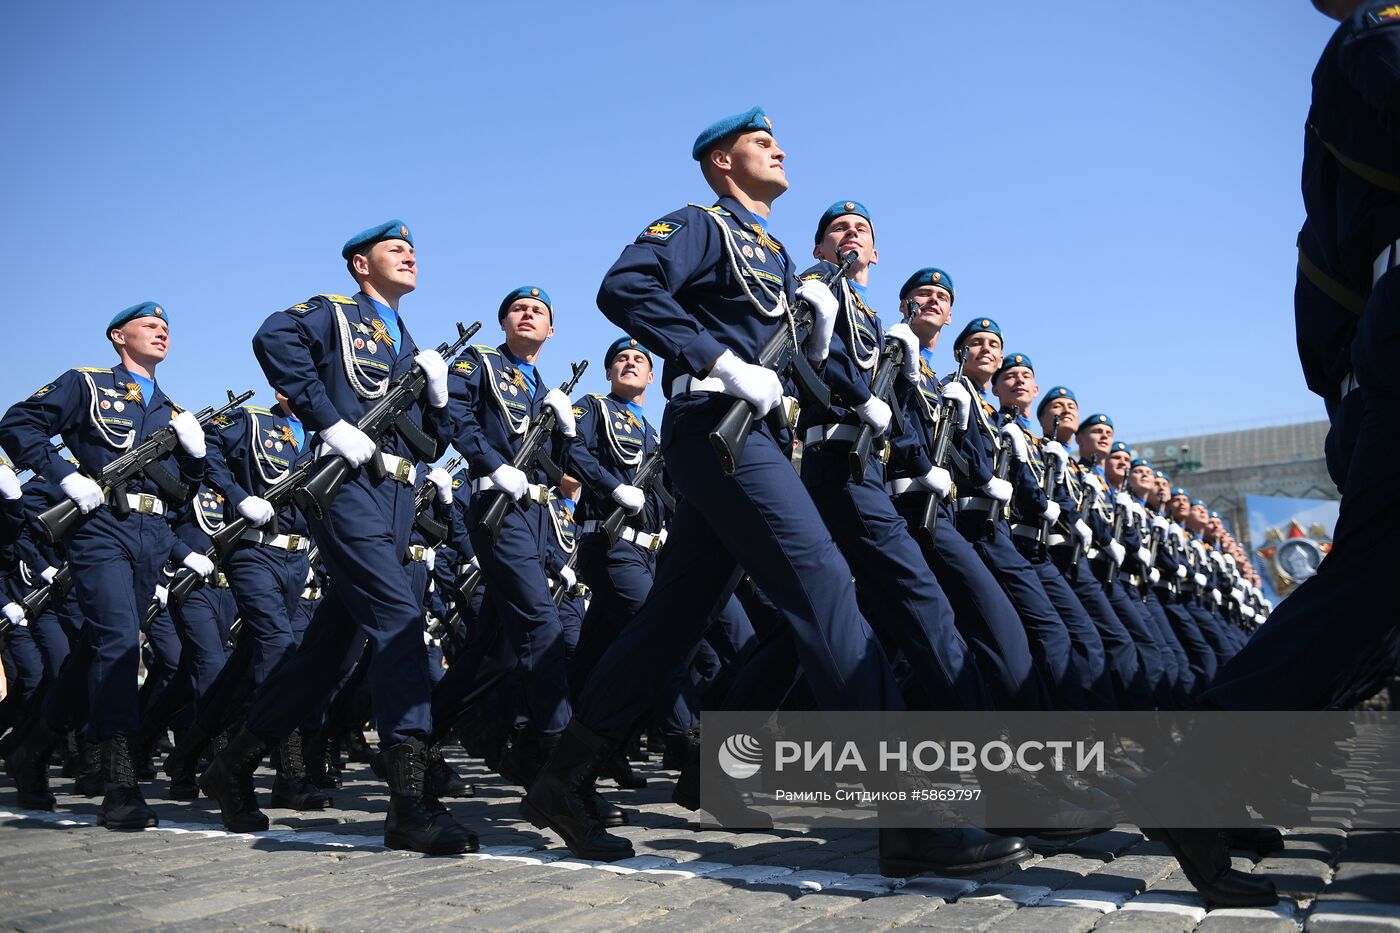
[849,299,917,483]
[38,389,254,544]
[295,321,480,521]
[20,564,71,621]
[1034,414,1063,560]
[414,454,464,543]
[477,360,588,543]
[912,346,970,545]
[709,250,855,473]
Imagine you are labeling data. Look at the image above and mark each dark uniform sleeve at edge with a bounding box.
[252,303,343,434]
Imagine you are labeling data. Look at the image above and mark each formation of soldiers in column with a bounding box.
[3,0,1398,905]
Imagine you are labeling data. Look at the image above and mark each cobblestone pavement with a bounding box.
[2,743,1399,932]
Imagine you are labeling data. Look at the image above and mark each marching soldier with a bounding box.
[198,221,476,854]
[1,302,212,827]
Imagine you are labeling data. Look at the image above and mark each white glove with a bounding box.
[1241,605,1256,620]
[321,420,377,468]
[305,565,316,586]
[154,585,168,608]
[916,465,952,499]
[2,602,24,626]
[1230,586,1245,605]
[797,280,839,363]
[1211,588,1223,607]
[182,551,215,579]
[998,422,1029,462]
[1129,501,1146,523]
[1136,546,1153,569]
[981,477,1012,503]
[1223,554,1238,572]
[1189,539,1207,562]
[1107,539,1126,567]
[426,467,453,505]
[60,472,105,514]
[559,565,577,590]
[854,395,891,436]
[237,495,276,527]
[1041,499,1061,525]
[1176,564,1188,580]
[710,349,783,418]
[488,463,529,500]
[885,323,919,382]
[611,484,645,515]
[0,463,20,500]
[423,548,436,572]
[1148,568,1161,586]
[1114,491,1134,510]
[170,410,206,458]
[1194,572,1208,588]
[939,380,972,432]
[1169,523,1185,547]
[1083,471,1106,494]
[414,349,449,409]
[543,389,576,437]
[1042,441,1069,479]
[40,566,59,585]
[1075,519,1093,549]
[1151,514,1170,532]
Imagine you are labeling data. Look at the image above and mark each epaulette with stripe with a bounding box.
[76,367,111,374]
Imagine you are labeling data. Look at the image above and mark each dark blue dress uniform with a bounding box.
[887,350,1045,710]
[443,342,575,737]
[580,196,904,742]
[242,291,451,746]
[565,391,666,691]
[954,383,1082,710]
[0,363,204,740]
[1148,511,1218,698]
[795,263,988,712]
[11,474,82,682]
[166,488,236,705]
[204,404,315,689]
[1001,409,1116,711]
[1201,3,1400,711]
[543,493,584,659]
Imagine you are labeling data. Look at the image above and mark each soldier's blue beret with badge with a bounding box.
[604,336,651,369]
[815,200,873,244]
[899,267,955,301]
[952,317,1001,352]
[995,352,1033,381]
[1130,457,1153,470]
[341,219,413,260]
[1154,468,1168,480]
[499,286,552,322]
[107,301,168,333]
[1110,441,1132,456]
[692,106,772,161]
[1191,498,1206,508]
[1036,385,1076,419]
[1209,510,1222,520]
[1171,486,1189,498]
[1077,412,1114,432]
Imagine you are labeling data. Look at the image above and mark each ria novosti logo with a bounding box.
[717,733,763,780]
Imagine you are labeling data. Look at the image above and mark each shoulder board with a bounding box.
[242,404,272,415]
[799,272,823,282]
[1365,4,1400,28]
[472,344,500,356]
[320,294,357,305]
[588,392,608,400]
[76,367,111,374]
[689,203,730,217]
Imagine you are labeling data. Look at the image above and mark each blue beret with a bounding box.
[1130,457,1153,470]
[341,219,413,260]
[604,336,651,369]
[1110,441,1132,456]
[1078,413,1114,431]
[995,352,1033,381]
[899,267,955,301]
[107,301,168,334]
[498,286,552,321]
[1171,486,1189,498]
[1154,468,1168,480]
[1191,498,1206,509]
[952,317,1001,351]
[692,106,773,161]
[1209,510,1222,520]
[1036,385,1076,419]
[814,200,873,244]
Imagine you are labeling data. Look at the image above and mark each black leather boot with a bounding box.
[671,727,772,829]
[1144,827,1278,908]
[73,734,104,797]
[198,727,270,832]
[4,719,59,810]
[163,721,212,801]
[382,737,478,855]
[304,730,342,790]
[879,826,1031,877]
[426,743,474,799]
[1222,826,1286,856]
[661,733,689,771]
[520,720,635,861]
[979,764,1114,839]
[60,731,81,778]
[598,749,648,789]
[270,731,333,810]
[497,724,541,788]
[97,735,158,830]
[560,732,630,828]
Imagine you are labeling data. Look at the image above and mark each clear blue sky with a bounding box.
[1,1,1337,451]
